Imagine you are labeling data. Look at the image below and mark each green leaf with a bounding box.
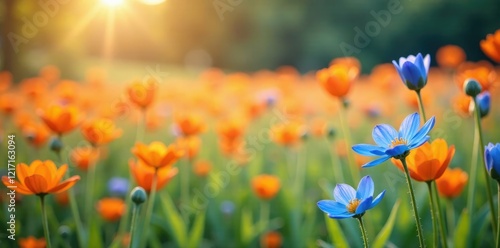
[372,200,400,248]
[240,208,254,246]
[454,209,470,248]
[188,211,206,248]
[324,215,349,248]
[160,193,187,247]
[88,218,103,248]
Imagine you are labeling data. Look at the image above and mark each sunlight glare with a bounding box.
[101,0,124,7]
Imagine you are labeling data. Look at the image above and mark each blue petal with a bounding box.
[385,144,409,157]
[356,176,374,200]
[415,53,427,81]
[410,116,435,144]
[401,62,422,87]
[355,196,373,215]
[334,184,356,205]
[370,190,386,209]
[362,156,390,168]
[485,148,493,172]
[372,124,398,147]
[423,54,431,74]
[317,200,348,216]
[352,144,386,156]
[328,213,355,219]
[392,60,405,82]
[408,135,430,150]
[399,112,420,141]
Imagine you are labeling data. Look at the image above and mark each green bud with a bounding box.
[130,186,147,205]
[58,225,71,240]
[463,78,482,97]
[50,137,63,153]
[327,127,336,139]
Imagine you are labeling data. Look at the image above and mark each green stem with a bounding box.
[426,182,438,248]
[416,90,427,123]
[473,97,497,235]
[446,199,455,236]
[339,99,359,183]
[430,181,448,248]
[259,201,270,232]
[497,184,500,248]
[325,138,345,183]
[400,158,425,247]
[85,149,98,225]
[140,170,158,248]
[129,204,141,248]
[357,217,368,248]
[136,110,146,142]
[466,124,480,219]
[182,158,191,212]
[40,195,52,248]
[294,147,306,199]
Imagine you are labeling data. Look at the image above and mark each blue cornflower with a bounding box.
[477,91,491,118]
[392,53,430,91]
[352,112,435,167]
[108,177,129,197]
[317,176,385,219]
[485,143,500,182]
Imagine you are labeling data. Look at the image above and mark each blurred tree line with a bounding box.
[1,0,499,79]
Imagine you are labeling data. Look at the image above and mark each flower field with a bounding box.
[1,21,500,248]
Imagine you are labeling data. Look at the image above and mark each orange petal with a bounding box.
[2,176,33,195]
[49,175,80,194]
[16,163,31,184]
[415,159,440,181]
[54,164,69,185]
[24,174,49,194]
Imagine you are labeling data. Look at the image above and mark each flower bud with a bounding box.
[58,225,71,240]
[477,91,491,118]
[130,187,147,205]
[463,78,482,97]
[327,127,336,140]
[50,137,63,153]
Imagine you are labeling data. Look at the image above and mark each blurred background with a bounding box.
[1,0,500,80]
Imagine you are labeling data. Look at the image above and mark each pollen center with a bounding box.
[390,137,407,148]
[346,199,361,213]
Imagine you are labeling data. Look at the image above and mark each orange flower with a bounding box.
[453,93,473,117]
[38,105,83,135]
[55,191,69,206]
[55,80,80,103]
[96,198,126,222]
[217,118,246,144]
[0,93,21,116]
[81,118,122,146]
[252,175,281,200]
[71,147,100,171]
[176,136,201,159]
[2,160,80,195]
[392,139,455,182]
[219,138,244,156]
[19,236,46,248]
[456,61,496,92]
[39,65,60,84]
[193,160,212,177]
[173,113,205,136]
[127,79,156,109]
[132,141,183,169]
[317,57,360,98]
[22,122,50,148]
[480,29,500,63]
[436,45,466,68]
[271,122,303,146]
[261,232,282,248]
[309,118,327,137]
[0,71,12,93]
[436,168,468,198]
[129,159,178,192]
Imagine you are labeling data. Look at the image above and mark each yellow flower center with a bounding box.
[346,199,361,213]
[390,137,407,147]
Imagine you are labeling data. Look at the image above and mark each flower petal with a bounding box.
[2,177,33,195]
[385,144,409,157]
[24,174,49,194]
[399,112,420,141]
[356,176,374,200]
[328,213,355,219]
[361,156,390,168]
[370,190,386,209]
[49,176,81,194]
[355,196,373,215]
[410,116,435,145]
[317,200,348,216]
[401,62,422,88]
[373,124,398,147]
[352,144,386,156]
[334,183,356,205]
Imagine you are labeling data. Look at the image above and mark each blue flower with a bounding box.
[108,177,129,197]
[352,112,435,167]
[392,53,430,91]
[485,143,500,182]
[477,91,491,118]
[317,176,385,219]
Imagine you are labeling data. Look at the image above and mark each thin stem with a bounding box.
[85,147,98,225]
[294,146,306,199]
[446,199,455,236]
[40,195,52,248]
[129,204,141,248]
[325,138,344,183]
[135,110,146,142]
[430,181,448,248]
[426,182,438,248]
[497,184,500,248]
[466,124,480,220]
[140,169,158,248]
[182,157,191,211]
[416,90,427,123]
[400,158,425,247]
[357,217,368,248]
[260,201,270,232]
[338,100,359,183]
[474,97,497,234]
